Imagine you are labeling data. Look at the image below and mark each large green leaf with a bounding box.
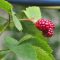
[12,11,23,31]
[19,34,52,54]
[4,36,54,60]
[0,0,13,14]
[24,6,41,22]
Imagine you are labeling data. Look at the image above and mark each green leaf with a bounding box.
[33,46,53,60]
[4,36,54,60]
[24,6,41,22]
[12,11,23,31]
[5,36,18,48]
[0,0,13,14]
[6,43,37,60]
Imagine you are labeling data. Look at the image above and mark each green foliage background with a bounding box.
[0,0,60,60]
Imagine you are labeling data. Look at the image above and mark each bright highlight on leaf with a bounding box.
[24,6,42,22]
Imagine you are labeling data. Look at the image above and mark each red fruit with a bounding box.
[35,18,55,31]
[35,18,55,37]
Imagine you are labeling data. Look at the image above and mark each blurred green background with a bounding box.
[0,4,60,60]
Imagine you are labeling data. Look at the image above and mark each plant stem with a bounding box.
[20,18,35,23]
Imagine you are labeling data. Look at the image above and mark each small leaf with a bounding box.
[24,6,41,22]
[12,11,23,31]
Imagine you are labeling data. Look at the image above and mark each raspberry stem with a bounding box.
[20,18,35,23]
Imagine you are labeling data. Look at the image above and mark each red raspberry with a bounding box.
[35,18,55,37]
[35,18,55,31]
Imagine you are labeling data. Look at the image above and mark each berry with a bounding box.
[35,18,55,31]
[35,18,55,37]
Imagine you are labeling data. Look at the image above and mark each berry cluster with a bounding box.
[35,18,55,37]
